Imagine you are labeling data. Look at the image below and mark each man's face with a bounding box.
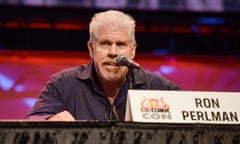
[88,26,136,83]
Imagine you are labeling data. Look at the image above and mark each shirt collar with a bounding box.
[75,60,94,80]
[133,68,148,85]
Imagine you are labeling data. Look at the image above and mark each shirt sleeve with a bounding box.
[24,114,54,120]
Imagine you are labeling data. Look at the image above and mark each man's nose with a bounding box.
[108,45,118,56]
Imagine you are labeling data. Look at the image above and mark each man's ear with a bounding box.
[131,42,137,59]
[87,40,93,58]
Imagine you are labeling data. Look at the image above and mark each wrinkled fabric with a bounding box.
[0,122,239,144]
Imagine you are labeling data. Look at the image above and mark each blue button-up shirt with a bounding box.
[25,61,180,121]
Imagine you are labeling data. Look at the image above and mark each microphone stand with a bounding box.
[128,66,151,90]
[128,67,135,89]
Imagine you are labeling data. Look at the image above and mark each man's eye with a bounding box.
[117,42,126,46]
[101,41,111,45]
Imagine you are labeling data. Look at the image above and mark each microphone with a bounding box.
[117,54,140,68]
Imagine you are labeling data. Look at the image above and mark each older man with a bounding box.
[25,10,180,121]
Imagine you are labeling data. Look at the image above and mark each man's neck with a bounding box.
[101,79,125,105]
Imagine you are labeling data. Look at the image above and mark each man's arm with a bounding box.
[25,75,68,120]
[47,110,75,121]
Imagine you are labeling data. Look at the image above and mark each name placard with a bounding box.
[125,90,240,124]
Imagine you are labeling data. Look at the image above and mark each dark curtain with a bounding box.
[0,122,240,144]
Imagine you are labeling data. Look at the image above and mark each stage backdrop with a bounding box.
[0,50,240,119]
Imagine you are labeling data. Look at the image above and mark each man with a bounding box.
[25,10,180,121]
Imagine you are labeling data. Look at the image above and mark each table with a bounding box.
[0,121,240,144]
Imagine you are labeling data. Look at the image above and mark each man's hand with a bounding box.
[47,110,75,121]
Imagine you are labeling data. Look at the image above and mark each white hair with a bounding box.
[89,10,136,43]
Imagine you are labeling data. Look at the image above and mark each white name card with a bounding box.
[125,90,240,124]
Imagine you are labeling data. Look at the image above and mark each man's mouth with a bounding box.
[104,62,119,67]
[104,61,117,65]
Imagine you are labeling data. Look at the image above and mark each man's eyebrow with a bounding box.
[99,39,111,42]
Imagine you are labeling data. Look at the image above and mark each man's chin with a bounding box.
[99,69,126,82]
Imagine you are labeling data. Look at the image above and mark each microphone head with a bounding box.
[116,54,140,68]
[117,54,127,65]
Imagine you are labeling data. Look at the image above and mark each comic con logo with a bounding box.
[140,97,172,120]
